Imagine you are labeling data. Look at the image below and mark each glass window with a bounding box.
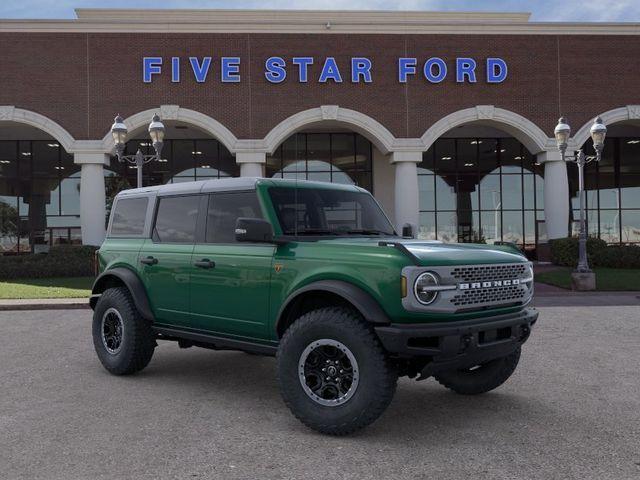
[267,133,372,192]
[501,175,523,210]
[418,175,435,210]
[268,186,394,236]
[621,210,640,243]
[153,195,200,243]
[205,192,262,244]
[418,212,436,240]
[110,197,148,236]
[478,139,498,173]
[599,210,620,243]
[435,175,456,210]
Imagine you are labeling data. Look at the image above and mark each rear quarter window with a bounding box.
[110,197,149,236]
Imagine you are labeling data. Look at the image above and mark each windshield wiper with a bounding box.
[344,229,391,236]
[287,228,340,236]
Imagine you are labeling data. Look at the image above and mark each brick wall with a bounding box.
[0,32,638,142]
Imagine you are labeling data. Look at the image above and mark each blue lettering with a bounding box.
[424,57,447,83]
[319,57,342,83]
[171,57,180,83]
[292,57,313,82]
[351,57,372,83]
[189,57,212,83]
[265,56,287,83]
[143,57,162,83]
[487,58,508,83]
[398,58,417,83]
[456,58,477,83]
[221,57,240,83]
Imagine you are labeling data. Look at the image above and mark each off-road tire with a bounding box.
[434,347,521,395]
[92,287,156,375]
[277,307,397,435]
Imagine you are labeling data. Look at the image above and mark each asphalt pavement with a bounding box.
[0,307,638,480]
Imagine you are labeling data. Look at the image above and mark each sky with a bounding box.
[0,0,639,22]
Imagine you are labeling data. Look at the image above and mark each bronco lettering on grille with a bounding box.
[458,279,521,290]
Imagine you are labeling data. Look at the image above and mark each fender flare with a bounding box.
[90,267,155,322]
[276,280,391,335]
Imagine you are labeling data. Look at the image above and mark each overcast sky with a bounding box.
[0,0,638,22]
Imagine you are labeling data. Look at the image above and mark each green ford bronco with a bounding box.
[90,177,537,435]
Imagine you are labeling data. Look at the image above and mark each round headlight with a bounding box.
[414,272,439,305]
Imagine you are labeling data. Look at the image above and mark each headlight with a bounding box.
[414,272,440,305]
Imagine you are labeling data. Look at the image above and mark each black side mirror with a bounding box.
[402,223,414,238]
[235,218,275,243]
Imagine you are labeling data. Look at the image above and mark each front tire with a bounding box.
[92,287,156,375]
[434,347,521,395]
[277,307,397,435]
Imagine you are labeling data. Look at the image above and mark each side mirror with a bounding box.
[235,218,275,243]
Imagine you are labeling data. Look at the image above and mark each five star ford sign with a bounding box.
[142,56,508,84]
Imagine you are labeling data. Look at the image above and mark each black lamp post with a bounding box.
[111,113,166,188]
[554,116,607,276]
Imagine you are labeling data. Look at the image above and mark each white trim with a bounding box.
[1,10,640,35]
[100,105,238,154]
[0,106,76,152]
[420,106,552,154]
[571,105,640,148]
[263,106,396,155]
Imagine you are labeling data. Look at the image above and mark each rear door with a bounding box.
[138,194,203,327]
[189,191,275,340]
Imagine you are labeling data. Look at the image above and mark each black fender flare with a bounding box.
[276,280,391,336]
[90,267,155,322]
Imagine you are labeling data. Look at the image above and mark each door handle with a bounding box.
[194,259,215,269]
[140,256,158,265]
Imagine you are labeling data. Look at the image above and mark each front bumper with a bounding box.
[375,308,538,376]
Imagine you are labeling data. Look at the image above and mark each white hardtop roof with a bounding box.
[115,177,364,198]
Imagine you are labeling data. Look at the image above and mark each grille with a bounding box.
[451,285,527,307]
[450,263,528,283]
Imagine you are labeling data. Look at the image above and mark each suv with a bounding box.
[91,177,537,435]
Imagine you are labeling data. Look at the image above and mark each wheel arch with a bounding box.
[275,280,390,338]
[90,267,155,322]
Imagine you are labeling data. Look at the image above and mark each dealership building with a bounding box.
[0,9,639,253]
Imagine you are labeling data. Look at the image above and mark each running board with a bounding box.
[152,325,278,356]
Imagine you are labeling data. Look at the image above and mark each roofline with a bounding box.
[0,9,639,35]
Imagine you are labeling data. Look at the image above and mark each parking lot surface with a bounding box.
[1,307,638,480]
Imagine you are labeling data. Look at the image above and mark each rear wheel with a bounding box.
[277,307,397,435]
[92,287,156,375]
[434,347,521,395]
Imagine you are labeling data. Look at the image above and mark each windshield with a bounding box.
[268,187,396,237]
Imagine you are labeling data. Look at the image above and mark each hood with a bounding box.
[398,240,527,266]
[315,237,527,266]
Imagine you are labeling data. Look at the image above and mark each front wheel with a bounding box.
[277,307,397,436]
[434,347,521,395]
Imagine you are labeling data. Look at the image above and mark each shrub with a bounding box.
[550,237,640,269]
[592,245,640,269]
[549,237,607,267]
[0,245,97,280]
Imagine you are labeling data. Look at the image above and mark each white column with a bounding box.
[539,151,569,240]
[75,152,109,246]
[391,151,421,236]
[236,151,266,177]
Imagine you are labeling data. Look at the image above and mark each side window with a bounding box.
[110,197,148,236]
[153,195,200,243]
[205,192,262,243]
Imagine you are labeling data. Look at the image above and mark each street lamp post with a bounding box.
[554,116,607,286]
[110,113,166,188]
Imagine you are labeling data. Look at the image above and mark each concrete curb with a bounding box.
[0,298,90,311]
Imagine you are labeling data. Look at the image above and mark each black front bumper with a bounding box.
[375,308,538,376]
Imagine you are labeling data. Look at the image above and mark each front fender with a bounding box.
[90,267,155,322]
[275,279,391,335]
